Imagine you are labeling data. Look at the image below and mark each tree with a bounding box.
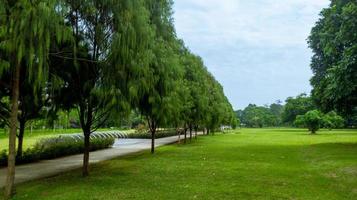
[50,0,151,176]
[308,0,357,125]
[282,94,315,125]
[0,0,70,198]
[294,110,323,134]
[269,102,284,126]
[133,0,182,153]
[239,104,278,128]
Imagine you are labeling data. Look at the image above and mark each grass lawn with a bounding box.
[5,128,357,200]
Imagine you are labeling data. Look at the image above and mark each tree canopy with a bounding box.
[308,0,357,126]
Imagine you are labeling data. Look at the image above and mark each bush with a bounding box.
[0,136,114,167]
[294,110,323,134]
[127,129,178,139]
[322,111,345,129]
[294,115,305,128]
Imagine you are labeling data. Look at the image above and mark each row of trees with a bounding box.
[0,0,236,198]
[236,94,315,127]
[236,93,346,129]
[235,102,283,127]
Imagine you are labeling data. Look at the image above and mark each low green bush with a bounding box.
[127,129,178,139]
[0,136,114,167]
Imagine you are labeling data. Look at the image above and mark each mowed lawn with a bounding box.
[6,128,357,200]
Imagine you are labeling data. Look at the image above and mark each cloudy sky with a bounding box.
[173,0,330,110]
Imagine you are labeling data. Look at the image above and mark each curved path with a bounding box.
[0,135,194,188]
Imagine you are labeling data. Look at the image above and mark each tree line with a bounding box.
[236,93,347,130]
[0,0,236,198]
[237,0,357,130]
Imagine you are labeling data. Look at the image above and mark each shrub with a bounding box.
[127,129,178,139]
[322,111,345,129]
[294,110,323,134]
[135,124,148,134]
[0,136,114,167]
[294,115,305,128]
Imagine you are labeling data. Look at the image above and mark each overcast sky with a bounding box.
[173,0,330,110]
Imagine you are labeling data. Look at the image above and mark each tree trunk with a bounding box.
[82,131,90,177]
[5,63,20,199]
[195,127,198,140]
[189,127,192,142]
[184,128,187,144]
[17,120,26,158]
[147,118,156,154]
[177,128,181,144]
[151,129,155,154]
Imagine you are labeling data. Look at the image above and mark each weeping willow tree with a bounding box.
[48,0,159,176]
[0,0,71,198]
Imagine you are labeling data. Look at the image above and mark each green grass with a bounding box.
[5,128,357,200]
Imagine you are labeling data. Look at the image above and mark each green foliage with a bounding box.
[282,94,315,125]
[238,104,281,128]
[294,110,323,134]
[127,129,178,139]
[322,111,345,129]
[0,0,72,86]
[293,115,306,128]
[0,136,114,166]
[308,0,357,125]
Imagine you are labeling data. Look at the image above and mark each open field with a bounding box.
[2,128,356,200]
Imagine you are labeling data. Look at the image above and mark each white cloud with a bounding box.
[173,0,330,109]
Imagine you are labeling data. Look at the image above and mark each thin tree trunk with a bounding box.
[148,118,156,154]
[82,131,90,177]
[184,128,187,144]
[5,63,20,199]
[151,129,155,154]
[177,128,181,144]
[195,127,198,140]
[189,127,192,142]
[17,120,26,158]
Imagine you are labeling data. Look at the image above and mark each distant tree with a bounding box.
[269,102,284,126]
[294,110,323,134]
[240,104,278,128]
[282,94,315,125]
[308,0,357,125]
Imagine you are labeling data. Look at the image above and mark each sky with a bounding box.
[173,0,330,110]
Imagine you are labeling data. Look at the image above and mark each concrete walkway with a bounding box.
[0,135,192,188]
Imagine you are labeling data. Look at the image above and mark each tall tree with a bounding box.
[50,0,117,176]
[134,0,181,153]
[308,0,357,125]
[0,0,70,198]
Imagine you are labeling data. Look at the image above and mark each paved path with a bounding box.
[0,135,192,188]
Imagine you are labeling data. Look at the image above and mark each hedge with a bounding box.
[0,136,114,167]
[127,129,179,139]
